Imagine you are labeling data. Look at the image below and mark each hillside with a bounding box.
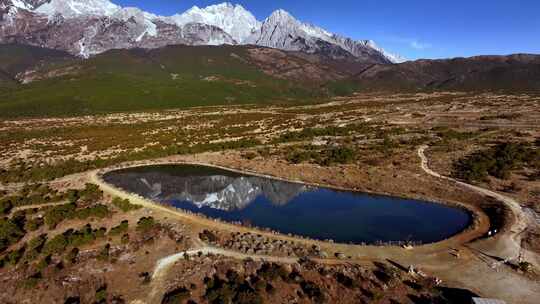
[0,44,352,117]
[354,54,540,92]
[0,44,74,89]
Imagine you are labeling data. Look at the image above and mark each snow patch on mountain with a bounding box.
[34,0,120,18]
[366,40,407,63]
[168,2,260,43]
[10,0,32,10]
[113,7,158,41]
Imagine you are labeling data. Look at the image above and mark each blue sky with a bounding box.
[113,0,540,60]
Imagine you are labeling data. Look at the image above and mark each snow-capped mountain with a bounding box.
[167,3,260,44]
[0,0,404,62]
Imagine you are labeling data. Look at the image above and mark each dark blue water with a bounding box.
[104,165,471,244]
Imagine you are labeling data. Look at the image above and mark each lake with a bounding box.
[103,164,471,244]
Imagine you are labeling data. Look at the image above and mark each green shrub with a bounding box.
[0,217,26,252]
[454,142,539,182]
[112,197,141,212]
[136,217,156,233]
[75,204,110,220]
[66,224,106,247]
[36,255,52,271]
[109,220,129,236]
[24,217,44,232]
[43,233,68,255]
[95,285,107,303]
[25,234,47,261]
[204,272,263,304]
[44,203,77,228]
[97,244,111,262]
[6,246,26,265]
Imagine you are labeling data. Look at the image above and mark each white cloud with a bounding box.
[410,40,432,50]
[381,35,433,50]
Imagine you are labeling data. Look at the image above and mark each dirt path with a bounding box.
[11,201,68,212]
[147,246,301,303]
[418,145,532,263]
[8,201,68,218]
[418,145,540,304]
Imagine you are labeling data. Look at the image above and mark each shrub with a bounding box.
[36,255,52,271]
[199,230,218,243]
[109,220,129,236]
[257,263,289,281]
[242,152,257,160]
[454,142,539,182]
[25,234,47,261]
[204,273,263,304]
[44,203,76,228]
[97,244,111,262]
[66,224,106,247]
[0,199,13,216]
[137,217,156,233]
[79,183,103,203]
[162,287,191,304]
[75,204,110,220]
[6,246,26,265]
[519,261,533,273]
[24,217,44,232]
[95,285,107,303]
[112,197,141,212]
[65,247,79,264]
[0,217,26,252]
[43,233,68,255]
[300,281,326,303]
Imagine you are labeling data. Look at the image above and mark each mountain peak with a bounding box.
[268,9,296,21]
[170,2,259,43]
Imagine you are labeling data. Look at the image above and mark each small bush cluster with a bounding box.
[0,216,26,252]
[204,271,263,304]
[286,146,356,166]
[162,287,191,304]
[136,217,157,233]
[109,220,129,236]
[45,203,111,229]
[112,197,141,212]
[278,124,373,143]
[43,224,106,255]
[454,142,539,181]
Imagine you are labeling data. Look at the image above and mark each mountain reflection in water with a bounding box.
[105,165,307,211]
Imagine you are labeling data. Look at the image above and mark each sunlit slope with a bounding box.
[0,45,334,117]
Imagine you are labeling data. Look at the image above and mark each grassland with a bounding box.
[0,45,350,118]
[0,91,539,303]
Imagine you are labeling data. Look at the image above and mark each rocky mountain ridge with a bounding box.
[0,0,403,63]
